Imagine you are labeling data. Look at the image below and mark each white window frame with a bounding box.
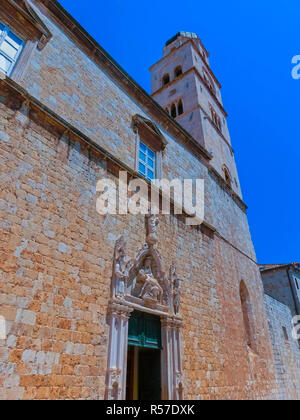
[138,140,156,182]
[0,23,24,77]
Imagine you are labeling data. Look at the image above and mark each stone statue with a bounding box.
[170,264,182,315]
[146,213,159,246]
[112,236,129,298]
[173,277,182,315]
[138,257,163,303]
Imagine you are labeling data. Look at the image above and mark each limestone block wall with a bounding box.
[0,0,283,400]
[264,294,300,400]
[0,92,278,399]
[262,269,300,317]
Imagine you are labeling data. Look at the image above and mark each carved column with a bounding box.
[105,302,133,400]
[173,319,184,400]
[161,317,184,400]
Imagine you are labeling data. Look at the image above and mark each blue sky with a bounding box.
[60,0,299,264]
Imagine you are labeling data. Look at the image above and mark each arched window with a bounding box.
[177,100,184,116]
[171,104,177,118]
[162,74,170,86]
[203,69,216,94]
[174,66,183,78]
[209,104,222,132]
[222,165,232,186]
[240,281,255,351]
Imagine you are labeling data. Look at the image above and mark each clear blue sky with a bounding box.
[60,0,299,264]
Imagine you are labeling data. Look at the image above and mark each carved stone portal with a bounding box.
[105,214,184,400]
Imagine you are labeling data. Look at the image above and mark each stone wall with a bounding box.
[13,1,253,258]
[262,268,300,317]
[0,0,284,400]
[264,294,300,400]
[0,89,278,399]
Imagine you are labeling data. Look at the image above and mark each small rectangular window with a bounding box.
[0,23,24,76]
[282,326,289,341]
[138,141,156,182]
[295,278,299,290]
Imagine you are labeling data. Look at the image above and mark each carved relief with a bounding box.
[106,214,184,400]
[137,257,163,304]
[107,368,122,400]
[176,374,184,400]
[111,215,177,311]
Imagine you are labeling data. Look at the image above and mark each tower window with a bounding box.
[162,74,170,86]
[209,104,222,132]
[138,141,156,182]
[240,281,256,351]
[0,23,24,76]
[174,66,183,78]
[171,104,177,118]
[282,326,289,341]
[177,100,184,116]
[203,69,216,94]
[222,165,232,186]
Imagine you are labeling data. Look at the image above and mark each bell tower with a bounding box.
[150,32,242,197]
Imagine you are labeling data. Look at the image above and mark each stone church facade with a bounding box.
[0,0,298,400]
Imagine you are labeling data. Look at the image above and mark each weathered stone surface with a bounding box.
[0,0,295,401]
[264,295,300,400]
[0,95,278,399]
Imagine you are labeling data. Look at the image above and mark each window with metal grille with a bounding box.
[138,141,156,182]
[0,22,24,76]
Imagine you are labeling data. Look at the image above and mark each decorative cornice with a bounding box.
[4,0,52,49]
[132,114,168,151]
[260,263,300,274]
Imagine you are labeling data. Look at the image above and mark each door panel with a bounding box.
[128,311,161,349]
[138,348,161,401]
